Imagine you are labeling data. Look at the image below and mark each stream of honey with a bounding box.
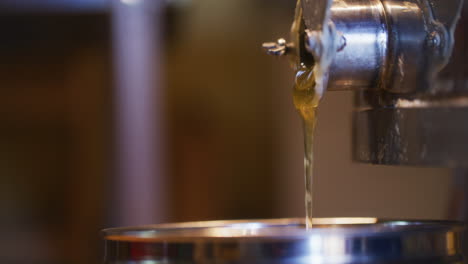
[291,0,338,229]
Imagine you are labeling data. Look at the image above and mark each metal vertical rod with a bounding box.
[112,0,166,226]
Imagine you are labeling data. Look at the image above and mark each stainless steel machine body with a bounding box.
[335,0,466,167]
[321,0,462,94]
[265,0,467,167]
[103,218,464,264]
[347,0,468,167]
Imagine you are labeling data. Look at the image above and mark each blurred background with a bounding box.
[0,0,455,263]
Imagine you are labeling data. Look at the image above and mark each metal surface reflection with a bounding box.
[103,218,464,264]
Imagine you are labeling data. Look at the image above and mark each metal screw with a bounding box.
[262,38,290,56]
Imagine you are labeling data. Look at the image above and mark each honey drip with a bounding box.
[290,0,339,229]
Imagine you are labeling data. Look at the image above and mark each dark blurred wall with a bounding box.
[0,14,111,263]
[166,0,292,221]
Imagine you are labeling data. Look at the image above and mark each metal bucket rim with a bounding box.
[102,217,464,241]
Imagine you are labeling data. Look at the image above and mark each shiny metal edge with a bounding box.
[103,217,463,237]
[103,218,465,264]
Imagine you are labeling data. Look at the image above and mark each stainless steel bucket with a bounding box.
[103,218,465,264]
